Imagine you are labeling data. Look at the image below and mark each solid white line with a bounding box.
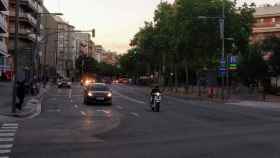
[0,133,15,137]
[0,138,14,142]
[80,111,87,116]
[0,144,13,149]
[130,112,140,117]
[0,130,17,133]
[1,127,17,129]
[2,123,18,127]
[0,150,11,154]
[0,156,9,158]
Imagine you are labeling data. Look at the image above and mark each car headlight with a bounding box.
[107,92,112,97]
[88,92,93,96]
[155,92,160,96]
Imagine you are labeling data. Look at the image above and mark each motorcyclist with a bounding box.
[150,86,161,103]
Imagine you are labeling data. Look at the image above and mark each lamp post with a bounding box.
[11,0,20,113]
[198,0,226,100]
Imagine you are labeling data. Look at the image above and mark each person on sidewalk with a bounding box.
[16,81,25,111]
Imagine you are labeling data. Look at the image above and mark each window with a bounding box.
[260,18,264,23]
[272,18,276,23]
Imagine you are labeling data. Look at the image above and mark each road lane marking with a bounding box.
[0,133,15,137]
[0,138,14,142]
[0,157,9,158]
[70,99,73,103]
[1,127,17,129]
[130,112,140,118]
[116,106,124,110]
[96,110,111,115]
[80,111,87,116]
[2,124,18,127]
[113,90,146,105]
[0,145,13,149]
[69,89,72,99]
[0,150,11,154]
[74,105,78,108]
[0,130,17,133]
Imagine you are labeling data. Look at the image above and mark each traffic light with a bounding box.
[92,29,95,38]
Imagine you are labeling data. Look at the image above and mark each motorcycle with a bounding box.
[150,92,162,112]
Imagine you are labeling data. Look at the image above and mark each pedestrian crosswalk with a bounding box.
[0,123,18,158]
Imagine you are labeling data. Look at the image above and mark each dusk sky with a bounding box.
[44,0,278,54]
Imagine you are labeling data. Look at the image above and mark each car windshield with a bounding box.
[91,85,109,91]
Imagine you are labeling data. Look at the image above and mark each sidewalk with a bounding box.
[0,82,48,118]
[0,82,13,114]
[161,86,280,107]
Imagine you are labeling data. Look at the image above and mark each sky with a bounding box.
[44,0,279,54]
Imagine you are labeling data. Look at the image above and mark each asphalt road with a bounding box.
[2,83,280,158]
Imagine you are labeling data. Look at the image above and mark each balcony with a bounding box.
[0,0,8,11]
[20,0,38,13]
[10,28,36,42]
[0,13,7,33]
[19,11,37,27]
[0,39,8,56]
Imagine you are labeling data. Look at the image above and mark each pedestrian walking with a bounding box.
[16,80,25,110]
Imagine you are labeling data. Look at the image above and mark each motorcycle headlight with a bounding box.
[107,92,112,97]
[88,92,93,96]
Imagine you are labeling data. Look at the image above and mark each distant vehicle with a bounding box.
[112,80,119,84]
[84,83,112,105]
[118,78,129,84]
[57,78,71,88]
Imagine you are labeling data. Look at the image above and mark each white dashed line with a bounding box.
[96,110,111,114]
[69,89,72,99]
[113,91,146,105]
[0,134,15,137]
[80,111,87,116]
[74,105,78,108]
[116,106,124,110]
[0,145,13,149]
[0,150,11,154]
[0,130,17,133]
[1,127,17,129]
[2,124,18,127]
[0,138,14,142]
[0,156,9,158]
[130,112,140,118]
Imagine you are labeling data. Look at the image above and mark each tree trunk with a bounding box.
[184,59,189,94]
[174,63,178,92]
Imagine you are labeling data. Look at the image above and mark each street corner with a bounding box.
[13,98,41,119]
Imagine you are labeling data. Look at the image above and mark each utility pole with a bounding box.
[12,0,20,113]
[220,0,225,100]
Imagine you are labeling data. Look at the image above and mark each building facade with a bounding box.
[8,0,43,80]
[95,44,104,63]
[0,0,9,80]
[252,5,280,43]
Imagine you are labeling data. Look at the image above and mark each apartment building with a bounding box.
[252,5,280,43]
[95,44,104,63]
[74,32,91,57]
[0,0,8,80]
[8,0,43,79]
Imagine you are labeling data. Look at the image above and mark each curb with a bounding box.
[1,85,49,119]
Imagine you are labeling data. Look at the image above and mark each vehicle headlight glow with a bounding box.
[88,92,93,96]
[107,92,112,97]
[155,92,160,96]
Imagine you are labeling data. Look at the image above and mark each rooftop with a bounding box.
[254,5,280,18]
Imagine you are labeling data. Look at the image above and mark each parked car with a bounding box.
[84,83,112,105]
